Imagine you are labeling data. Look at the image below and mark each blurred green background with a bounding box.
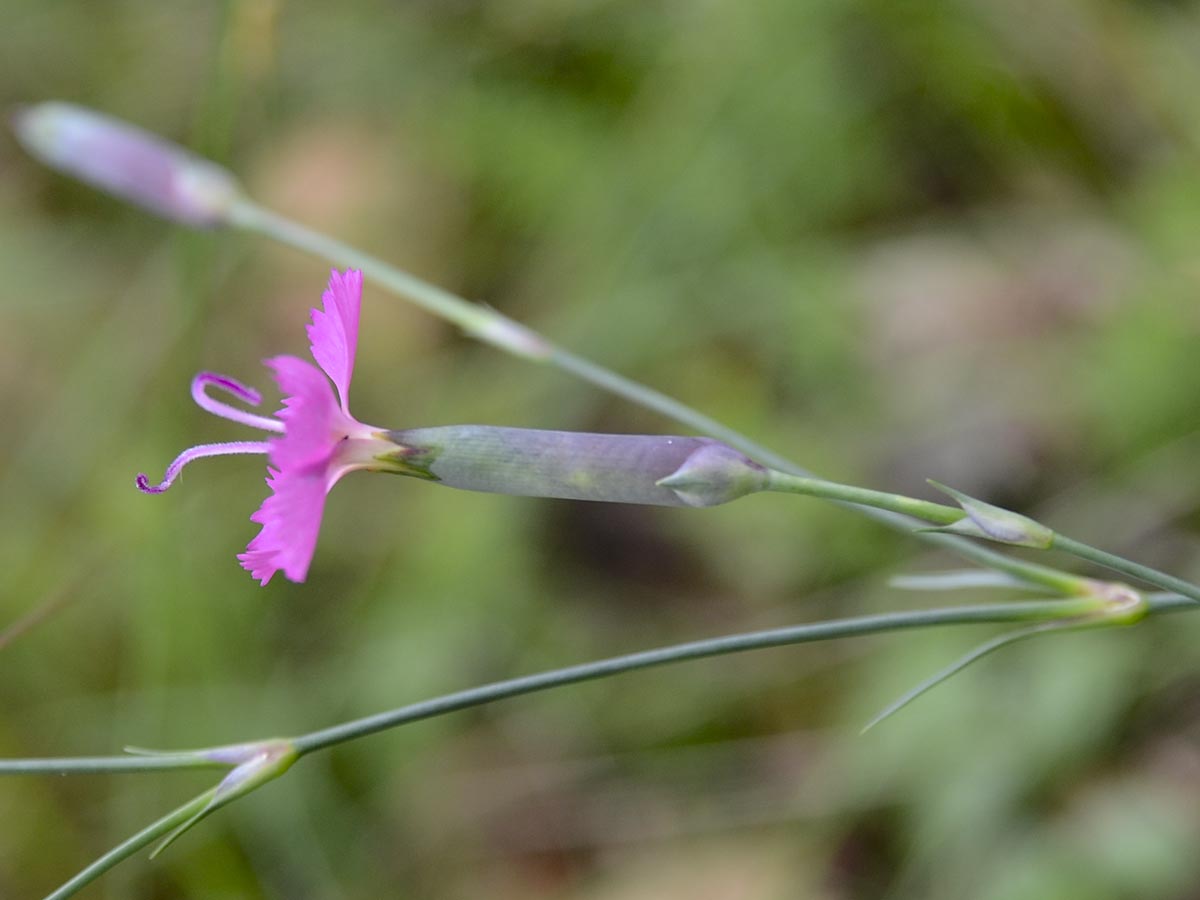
[5,1,1200,897]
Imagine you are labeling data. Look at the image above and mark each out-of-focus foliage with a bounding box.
[4,1,1200,897]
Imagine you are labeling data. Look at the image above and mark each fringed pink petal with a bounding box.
[237,465,329,585]
[262,355,347,470]
[306,268,362,414]
[239,354,367,585]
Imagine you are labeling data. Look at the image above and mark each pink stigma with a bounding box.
[136,441,272,494]
[191,372,284,433]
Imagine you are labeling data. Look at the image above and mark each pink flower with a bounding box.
[138,269,394,585]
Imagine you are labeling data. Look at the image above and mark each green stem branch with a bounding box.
[1,599,1096,778]
[766,471,963,525]
[43,789,216,900]
[0,754,221,775]
[289,598,1094,756]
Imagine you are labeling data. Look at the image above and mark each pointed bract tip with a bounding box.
[657,442,768,508]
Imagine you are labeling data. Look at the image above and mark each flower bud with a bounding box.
[13,102,241,226]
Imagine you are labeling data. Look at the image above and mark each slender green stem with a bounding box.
[766,472,1200,605]
[0,599,1094,777]
[1146,591,1200,613]
[765,471,963,525]
[290,598,1095,756]
[19,593,1196,780]
[1053,535,1200,604]
[229,200,552,359]
[765,471,1104,595]
[42,788,216,900]
[544,346,797,472]
[0,754,221,775]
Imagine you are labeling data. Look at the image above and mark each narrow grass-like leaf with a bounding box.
[861,621,1079,733]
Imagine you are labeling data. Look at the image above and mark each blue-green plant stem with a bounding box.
[1052,535,1200,604]
[763,473,1094,595]
[893,529,1095,595]
[0,753,221,775]
[765,471,963,526]
[0,598,1098,779]
[288,598,1097,755]
[43,788,216,900]
[229,201,526,353]
[768,473,1200,604]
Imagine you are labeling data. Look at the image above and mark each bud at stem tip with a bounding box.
[13,101,242,226]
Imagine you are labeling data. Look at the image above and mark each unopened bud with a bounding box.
[13,102,241,226]
[927,480,1054,549]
